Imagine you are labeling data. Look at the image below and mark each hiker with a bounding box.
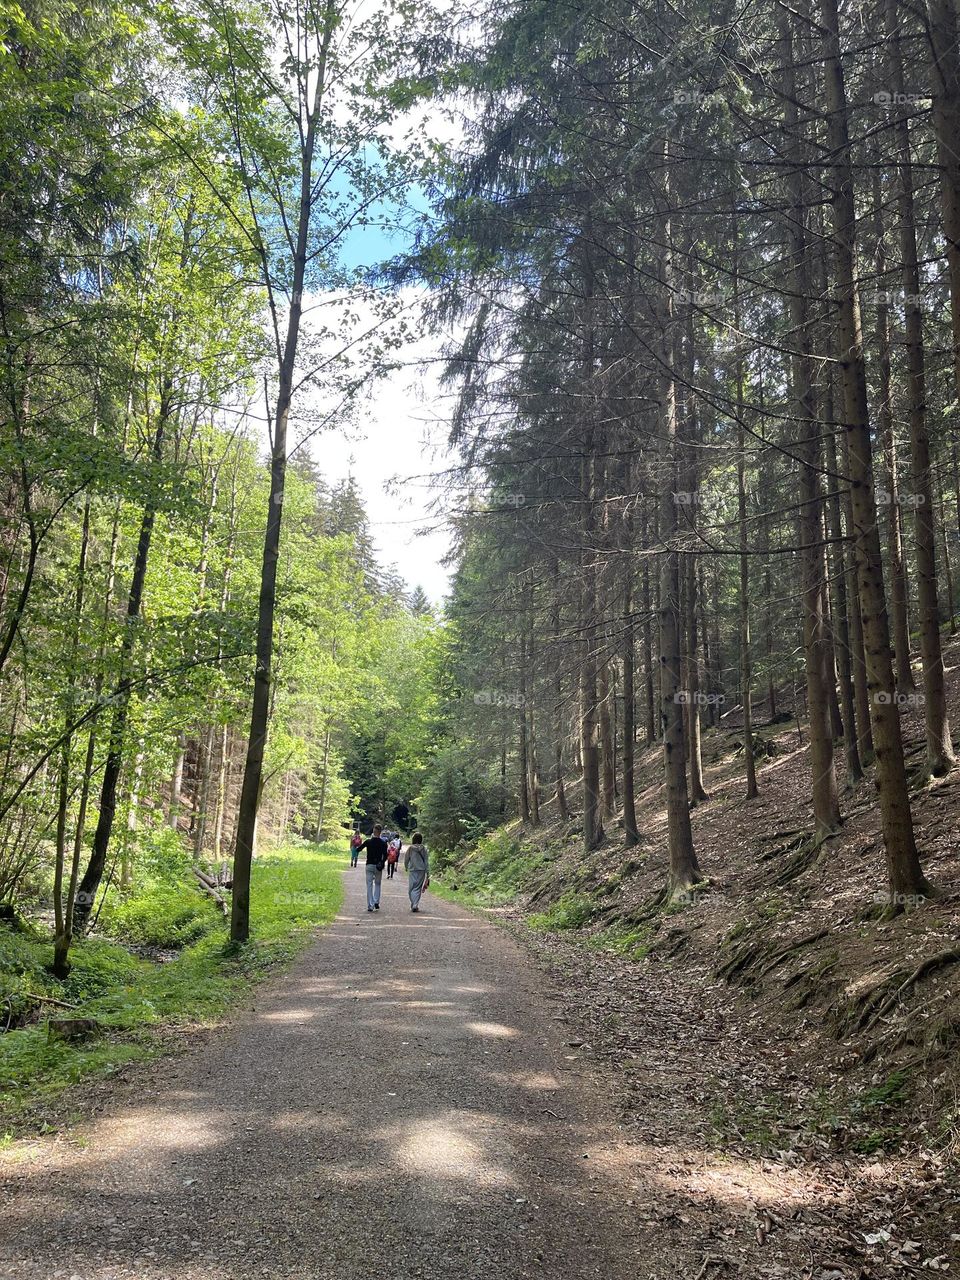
[403,832,430,913]
[386,835,402,879]
[358,825,389,912]
[349,830,363,868]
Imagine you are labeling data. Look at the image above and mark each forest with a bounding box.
[3,0,960,1274]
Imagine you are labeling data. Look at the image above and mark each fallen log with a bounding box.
[194,867,228,916]
[24,992,79,1010]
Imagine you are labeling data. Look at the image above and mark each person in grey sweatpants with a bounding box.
[358,825,389,912]
[403,832,430,913]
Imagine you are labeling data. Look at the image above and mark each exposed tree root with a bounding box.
[716,927,830,984]
[769,830,840,886]
[861,948,960,1033]
[758,833,806,863]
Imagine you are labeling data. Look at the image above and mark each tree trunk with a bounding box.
[231,83,326,943]
[168,733,186,830]
[872,176,915,696]
[551,584,569,820]
[314,724,332,841]
[820,0,928,899]
[73,399,169,934]
[641,504,656,744]
[121,747,144,889]
[53,500,91,971]
[926,0,960,409]
[579,232,604,853]
[684,550,709,804]
[657,158,700,895]
[887,0,955,774]
[597,659,616,822]
[622,588,640,846]
[733,258,758,798]
[781,12,841,838]
[824,427,864,785]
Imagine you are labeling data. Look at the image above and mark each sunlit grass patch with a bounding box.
[0,842,344,1133]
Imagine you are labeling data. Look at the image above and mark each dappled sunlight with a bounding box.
[259,1006,322,1023]
[636,1142,853,1215]
[72,1101,225,1165]
[466,1020,519,1039]
[394,1113,518,1188]
[489,1069,561,1090]
[2,868,925,1280]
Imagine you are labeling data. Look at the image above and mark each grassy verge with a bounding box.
[432,825,663,962]
[0,842,344,1137]
[432,827,548,909]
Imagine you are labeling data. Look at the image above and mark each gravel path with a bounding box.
[1,868,646,1280]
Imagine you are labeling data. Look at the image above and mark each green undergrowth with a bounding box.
[434,827,547,906]
[435,824,665,955]
[0,842,344,1134]
[528,890,598,932]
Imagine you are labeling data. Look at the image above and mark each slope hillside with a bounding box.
[439,643,960,1275]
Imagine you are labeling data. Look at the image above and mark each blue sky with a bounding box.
[303,174,454,604]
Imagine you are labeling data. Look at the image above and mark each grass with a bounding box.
[433,828,544,907]
[0,842,344,1134]
[529,891,598,932]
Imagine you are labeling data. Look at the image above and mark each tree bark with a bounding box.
[887,0,955,774]
[781,12,841,838]
[72,397,169,934]
[231,62,328,942]
[819,0,928,898]
[926,0,960,408]
[657,154,700,895]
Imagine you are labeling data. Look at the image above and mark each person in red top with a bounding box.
[385,835,402,878]
[349,829,363,868]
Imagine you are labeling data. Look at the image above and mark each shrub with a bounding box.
[100,881,220,949]
[529,892,598,932]
[136,827,193,881]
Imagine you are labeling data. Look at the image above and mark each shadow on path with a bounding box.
[1,868,649,1280]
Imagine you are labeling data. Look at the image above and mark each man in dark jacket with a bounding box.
[358,825,389,912]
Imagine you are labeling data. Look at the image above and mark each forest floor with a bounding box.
[435,641,960,1278]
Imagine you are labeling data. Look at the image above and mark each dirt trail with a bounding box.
[1,868,658,1280]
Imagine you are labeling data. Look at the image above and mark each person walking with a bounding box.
[349,830,363,868]
[403,832,430,913]
[358,825,389,912]
[386,835,401,879]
